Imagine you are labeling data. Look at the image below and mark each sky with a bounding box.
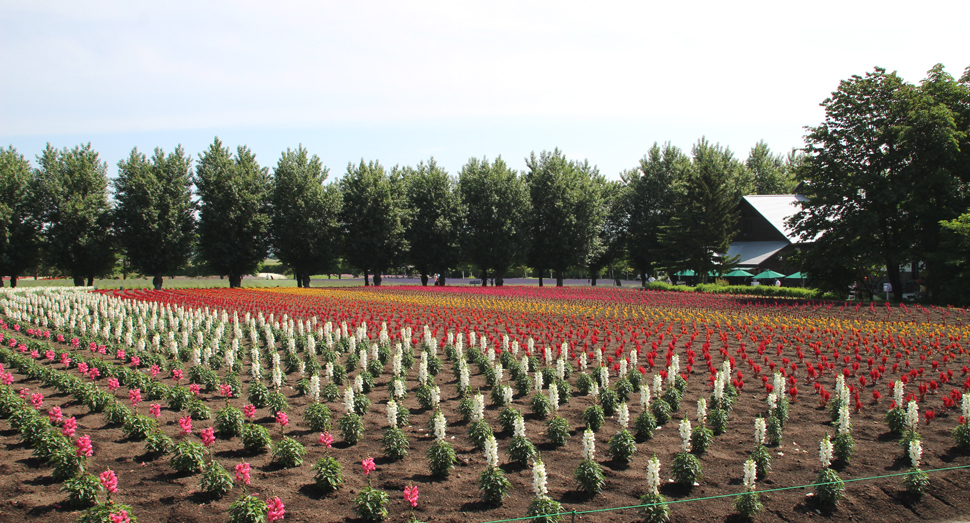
[2,0,969,181]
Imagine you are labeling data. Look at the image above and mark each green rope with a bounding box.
[478,464,970,523]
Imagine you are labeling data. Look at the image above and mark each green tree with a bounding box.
[790,66,968,301]
[35,143,115,286]
[269,145,342,288]
[622,143,689,283]
[340,160,408,286]
[0,147,42,286]
[660,138,741,282]
[939,212,970,304]
[585,177,625,286]
[525,149,604,287]
[403,158,463,286]
[195,137,271,288]
[114,146,196,289]
[459,156,529,286]
[747,140,794,194]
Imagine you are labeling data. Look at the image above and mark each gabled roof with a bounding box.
[726,241,790,267]
[742,195,807,243]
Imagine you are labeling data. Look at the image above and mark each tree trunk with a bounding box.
[439,275,447,286]
[556,270,564,287]
[420,273,429,286]
[229,274,242,288]
[296,273,303,288]
[590,269,598,287]
[640,271,647,288]
[302,274,311,288]
[481,269,487,286]
[374,273,382,286]
[538,273,544,287]
[364,271,370,286]
[496,274,504,286]
[9,276,16,288]
[885,260,903,302]
[153,273,163,290]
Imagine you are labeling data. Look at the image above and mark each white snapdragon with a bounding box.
[653,374,663,398]
[599,365,610,390]
[386,399,398,427]
[819,434,834,468]
[309,375,320,403]
[430,385,441,409]
[618,402,629,428]
[696,398,707,425]
[502,385,513,406]
[433,410,447,441]
[590,380,600,399]
[353,373,364,394]
[472,393,485,423]
[908,438,922,468]
[344,386,355,413]
[619,359,628,379]
[532,460,548,497]
[534,369,544,392]
[667,355,680,388]
[459,363,470,391]
[767,392,778,411]
[837,402,851,435]
[513,416,526,439]
[646,455,662,496]
[641,385,651,409]
[393,378,405,400]
[485,434,499,468]
[582,428,596,461]
[906,400,920,431]
[743,459,758,491]
[679,419,692,453]
[579,350,587,371]
[556,357,566,381]
[549,383,560,411]
[894,380,904,407]
[754,417,767,446]
[494,363,504,384]
[773,371,785,398]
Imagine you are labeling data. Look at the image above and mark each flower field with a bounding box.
[1,286,969,523]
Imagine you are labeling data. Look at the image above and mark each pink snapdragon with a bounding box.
[49,406,63,424]
[404,484,419,508]
[243,404,256,419]
[234,462,251,485]
[178,416,192,434]
[149,403,161,418]
[266,497,285,521]
[1,372,12,385]
[77,362,89,375]
[116,349,126,361]
[107,378,120,391]
[201,427,215,448]
[60,353,71,367]
[129,388,142,407]
[318,431,333,448]
[45,350,56,361]
[189,383,200,396]
[109,510,131,523]
[149,365,159,378]
[275,411,289,428]
[362,457,376,475]
[31,392,44,409]
[19,387,29,399]
[220,384,233,398]
[99,469,118,493]
[130,356,140,368]
[172,369,183,381]
[75,434,93,457]
[88,367,100,380]
[62,416,77,438]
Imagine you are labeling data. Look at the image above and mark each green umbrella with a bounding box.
[752,269,786,280]
[673,270,695,277]
[785,272,806,279]
[724,269,754,278]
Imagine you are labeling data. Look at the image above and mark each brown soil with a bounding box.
[1,330,969,523]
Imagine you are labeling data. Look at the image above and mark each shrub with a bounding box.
[582,405,605,432]
[321,382,340,402]
[228,494,267,523]
[312,455,343,492]
[661,387,681,412]
[170,441,205,473]
[247,382,269,409]
[671,452,702,486]
[468,420,494,451]
[77,503,139,523]
[765,414,783,446]
[144,431,173,457]
[547,416,570,447]
[499,407,521,434]
[266,390,289,414]
[903,467,929,497]
[527,495,564,523]
[607,429,637,465]
[215,406,245,439]
[576,373,594,395]
[599,389,619,416]
[575,459,604,494]
[651,399,672,426]
[885,407,906,434]
[427,440,457,477]
[833,432,854,465]
[750,444,772,478]
[952,423,970,452]
[272,436,308,468]
[634,410,657,440]
[123,415,158,441]
[479,466,511,505]
[61,473,100,507]
[167,386,193,411]
[637,492,670,523]
[188,399,211,420]
[303,403,333,432]
[813,468,844,507]
[199,460,234,497]
[241,423,272,453]
[507,436,539,467]
[690,425,714,455]
[531,393,552,419]
[381,426,409,462]
[339,412,364,445]
[353,394,371,415]
[734,491,763,520]
[353,485,389,522]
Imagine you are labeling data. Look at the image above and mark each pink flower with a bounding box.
[130,356,140,368]
[200,427,215,448]
[178,416,192,434]
[149,403,161,418]
[31,392,44,409]
[49,406,63,424]
[404,484,419,508]
[71,337,79,347]
[172,369,183,381]
[243,404,256,419]
[45,350,55,361]
[19,387,29,399]
[109,509,131,523]
[99,469,118,493]
[189,383,200,396]
[129,388,142,407]
[88,367,100,380]
[116,349,126,361]
[150,365,159,378]
[275,411,288,428]
[1,371,12,385]
[29,349,39,359]
[362,457,376,475]
[220,384,233,398]
[57,334,65,342]
[75,434,93,457]
[318,432,333,448]
[234,462,251,485]
[62,416,77,438]
[107,378,120,391]
[89,342,97,352]
[60,353,72,367]
[77,362,89,375]
[98,345,107,355]
[266,496,285,522]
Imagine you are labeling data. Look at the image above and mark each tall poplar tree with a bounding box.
[0,146,41,286]
[403,158,462,286]
[340,160,408,286]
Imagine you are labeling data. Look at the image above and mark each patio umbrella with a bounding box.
[785,272,806,280]
[673,270,696,277]
[724,269,754,278]
[752,269,786,280]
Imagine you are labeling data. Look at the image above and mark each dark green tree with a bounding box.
[269,145,342,288]
[35,143,115,286]
[585,176,625,286]
[525,149,604,287]
[340,160,408,286]
[747,140,794,194]
[459,156,529,286]
[660,138,741,282]
[403,158,463,286]
[195,137,271,288]
[622,143,689,283]
[0,147,42,286]
[114,146,196,289]
[790,66,968,301]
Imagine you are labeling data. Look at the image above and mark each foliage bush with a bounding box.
[199,459,234,497]
[241,423,272,453]
[170,441,205,473]
[272,436,308,468]
[312,455,343,492]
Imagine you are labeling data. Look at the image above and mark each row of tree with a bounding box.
[0,136,801,289]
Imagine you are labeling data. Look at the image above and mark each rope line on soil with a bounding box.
[477,464,970,523]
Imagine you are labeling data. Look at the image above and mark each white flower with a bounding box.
[908,438,922,468]
[743,459,758,491]
[652,374,663,397]
[641,386,651,409]
[502,385,513,406]
[532,460,548,497]
[459,363,470,390]
[433,411,447,441]
[354,373,364,394]
[513,415,526,439]
[485,434,499,468]
[754,417,766,446]
[386,399,398,427]
[393,378,405,399]
[430,385,441,408]
[962,393,970,421]
[906,400,919,431]
[472,393,485,423]
[309,375,320,402]
[667,355,680,388]
[618,403,629,428]
[646,455,661,495]
[579,351,587,371]
[819,434,834,468]
[837,403,851,435]
[696,398,707,425]
[679,419,692,453]
[494,363,504,384]
[767,392,777,411]
[344,386,355,413]
[534,370,544,392]
[773,371,785,398]
[619,359,628,379]
[549,383,559,411]
[582,428,596,461]
[590,380,599,399]
[599,365,609,390]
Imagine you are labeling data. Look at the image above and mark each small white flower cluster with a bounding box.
[494,362,504,384]
[579,350,587,371]
[894,380,904,407]
[819,434,834,468]
[646,456,662,496]
[430,385,441,409]
[418,355,429,386]
[502,385,513,406]
[344,386,355,413]
[459,363,470,391]
[532,460,548,497]
[484,434,499,468]
[472,393,485,423]
[754,417,767,446]
[652,374,663,398]
[906,400,920,432]
[908,438,922,468]
[513,415,526,439]
[696,398,707,425]
[582,428,596,461]
[713,370,727,404]
[556,357,567,381]
[534,369,544,392]
[773,371,785,398]
[679,419,692,453]
[767,392,778,411]
[392,347,403,376]
[667,355,680,388]
[618,403,629,429]
[271,353,283,388]
[549,383,560,412]
[354,373,364,394]
[590,380,600,399]
[641,384,651,409]
[386,399,398,427]
[433,410,447,441]
[962,393,970,421]
[619,359,628,379]
[742,459,758,491]
[599,365,610,390]
[837,402,851,435]
[392,378,405,400]
[309,375,320,403]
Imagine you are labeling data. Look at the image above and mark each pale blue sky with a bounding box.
[2,0,968,180]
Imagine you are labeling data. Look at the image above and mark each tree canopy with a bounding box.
[0,146,41,286]
[340,160,408,286]
[403,158,463,286]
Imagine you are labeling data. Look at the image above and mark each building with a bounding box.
[726,194,807,273]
